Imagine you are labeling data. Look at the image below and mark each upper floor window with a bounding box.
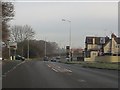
[87,38,93,44]
[116,45,120,48]
[118,46,120,48]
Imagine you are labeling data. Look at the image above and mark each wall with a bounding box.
[87,44,100,50]
[84,57,92,62]
[90,51,98,61]
[104,41,111,53]
[111,37,118,54]
[95,56,120,63]
[84,51,98,62]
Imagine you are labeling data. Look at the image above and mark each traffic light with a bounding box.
[66,46,70,58]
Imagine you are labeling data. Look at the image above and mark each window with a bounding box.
[116,45,120,48]
[118,46,119,48]
[87,38,93,44]
[93,53,96,55]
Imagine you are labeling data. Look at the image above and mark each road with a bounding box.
[2,60,119,88]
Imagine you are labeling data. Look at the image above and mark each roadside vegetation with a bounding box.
[64,61,120,70]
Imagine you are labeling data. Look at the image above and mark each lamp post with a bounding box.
[62,19,72,61]
[45,37,47,57]
[27,39,29,60]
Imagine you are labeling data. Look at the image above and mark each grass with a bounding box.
[64,61,120,70]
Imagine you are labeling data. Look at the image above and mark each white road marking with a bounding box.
[46,63,72,73]
[2,61,26,77]
[47,64,51,68]
[78,79,86,82]
[67,70,72,73]
[57,66,61,68]
[52,68,58,72]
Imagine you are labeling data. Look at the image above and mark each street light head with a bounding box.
[62,19,66,21]
[62,19,71,23]
[68,20,71,22]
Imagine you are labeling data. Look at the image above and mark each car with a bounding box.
[56,56,61,59]
[51,58,56,62]
[43,56,49,61]
[66,58,70,61]
[15,55,25,61]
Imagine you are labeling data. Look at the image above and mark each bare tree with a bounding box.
[10,25,35,42]
[23,25,35,40]
[1,2,14,59]
[1,2,14,41]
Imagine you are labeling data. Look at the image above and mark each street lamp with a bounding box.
[44,37,47,57]
[62,19,72,61]
[27,38,29,60]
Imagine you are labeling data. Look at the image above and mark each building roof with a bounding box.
[117,37,120,44]
[111,33,120,44]
[85,36,110,45]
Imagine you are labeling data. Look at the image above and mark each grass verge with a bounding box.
[64,61,120,70]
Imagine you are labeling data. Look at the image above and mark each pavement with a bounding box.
[2,60,23,75]
[2,60,119,88]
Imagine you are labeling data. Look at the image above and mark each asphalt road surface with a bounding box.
[2,60,119,88]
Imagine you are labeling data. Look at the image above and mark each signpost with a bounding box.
[7,42,17,60]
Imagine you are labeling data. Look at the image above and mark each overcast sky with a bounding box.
[9,0,118,48]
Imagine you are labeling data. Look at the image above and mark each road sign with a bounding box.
[8,42,17,50]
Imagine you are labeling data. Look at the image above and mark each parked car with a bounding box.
[15,55,25,61]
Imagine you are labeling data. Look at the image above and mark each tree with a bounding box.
[16,40,60,58]
[1,2,14,41]
[1,1,14,59]
[10,25,35,42]
[9,25,35,58]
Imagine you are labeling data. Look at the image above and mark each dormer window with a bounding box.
[86,38,93,44]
